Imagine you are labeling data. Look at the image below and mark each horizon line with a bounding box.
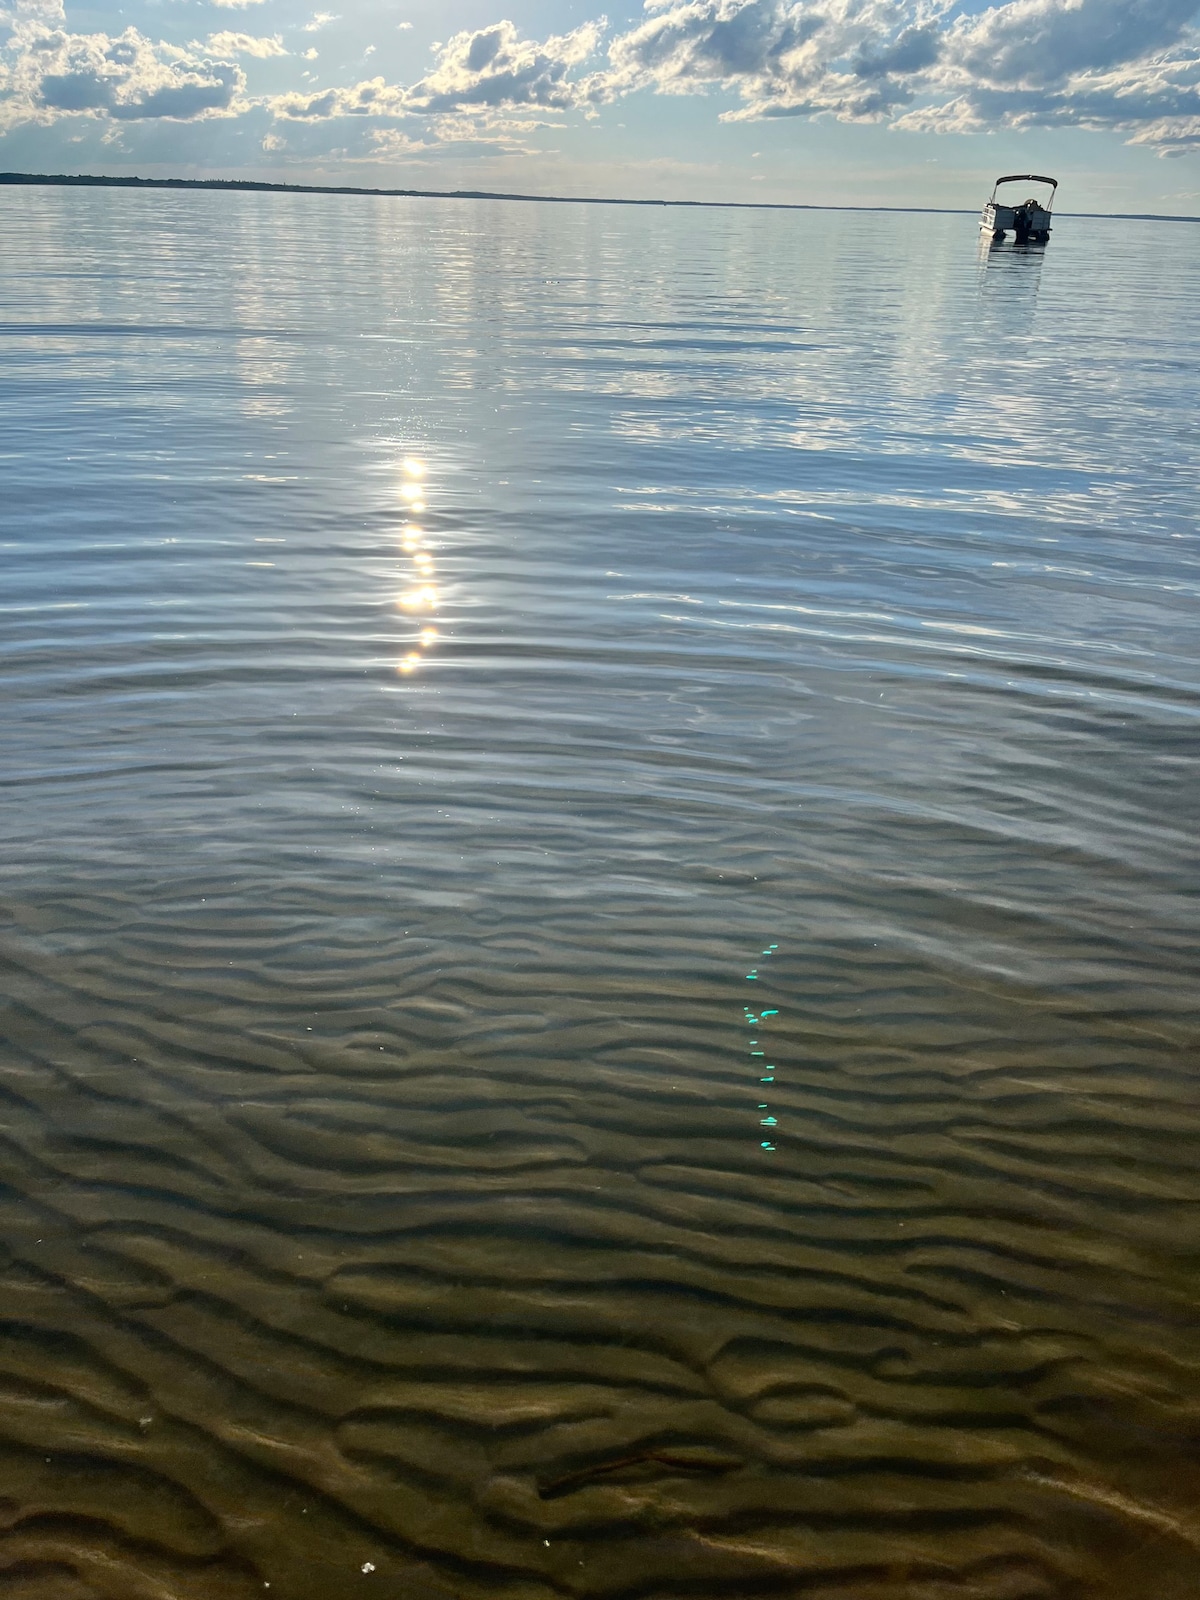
[2,170,1198,225]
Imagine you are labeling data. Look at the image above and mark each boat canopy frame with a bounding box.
[989,174,1058,209]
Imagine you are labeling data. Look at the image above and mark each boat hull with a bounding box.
[980,200,1052,241]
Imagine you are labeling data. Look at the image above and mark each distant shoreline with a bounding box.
[2,170,1197,224]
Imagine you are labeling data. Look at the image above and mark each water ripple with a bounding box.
[1,189,1198,1598]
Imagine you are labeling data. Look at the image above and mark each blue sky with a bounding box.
[3,0,1200,210]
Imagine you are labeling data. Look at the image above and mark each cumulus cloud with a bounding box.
[369,114,544,158]
[946,0,1199,89]
[591,0,951,121]
[1,21,244,126]
[854,22,940,79]
[203,31,287,57]
[4,0,1200,157]
[588,0,1200,149]
[270,74,403,118]
[404,18,604,112]
[1,0,66,22]
[268,16,604,124]
[892,0,1200,149]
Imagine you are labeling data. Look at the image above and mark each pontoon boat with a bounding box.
[980,174,1056,243]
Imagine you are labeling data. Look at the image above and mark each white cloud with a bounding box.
[269,75,403,118]
[584,0,1200,151]
[0,21,244,126]
[946,0,1199,89]
[590,0,946,121]
[397,21,413,31]
[1129,112,1200,153]
[404,18,604,113]
[204,31,287,58]
[4,0,1200,158]
[209,0,268,9]
[369,117,540,158]
[892,0,1200,149]
[268,17,604,124]
[3,0,66,21]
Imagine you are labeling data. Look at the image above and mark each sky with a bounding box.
[2,0,1200,211]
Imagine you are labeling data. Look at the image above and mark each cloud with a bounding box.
[209,0,268,9]
[204,31,287,58]
[268,16,605,124]
[369,116,542,158]
[403,18,604,112]
[1,22,244,126]
[269,75,403,117]
[588,0,1200,150]
[593,0,947,121]
[945,0,1200,89]
[1130,114,1200,152]
[854,22,940,79]
[5,0,1200,158]
[893,0,1200,150]
[2,0,66,22]
[898,63,1200,140]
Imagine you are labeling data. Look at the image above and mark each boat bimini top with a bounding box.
[989,174,1058,208]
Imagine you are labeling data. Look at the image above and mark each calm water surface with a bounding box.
[1,188,1198,1599]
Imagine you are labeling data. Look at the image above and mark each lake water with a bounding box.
[1,186,1198,1600]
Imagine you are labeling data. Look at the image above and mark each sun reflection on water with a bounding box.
[394,457,440,675]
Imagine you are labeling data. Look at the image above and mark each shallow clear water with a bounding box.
[1,187,1198,1599]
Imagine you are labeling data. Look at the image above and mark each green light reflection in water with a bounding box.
[744,945,780,1150]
